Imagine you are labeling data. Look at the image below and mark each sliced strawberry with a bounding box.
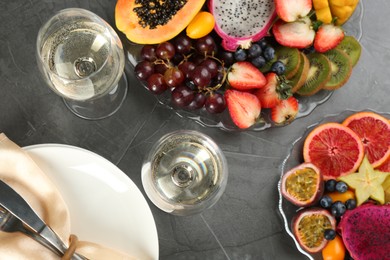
[225,89,261,129]
[275,0,312,22]
[270,96,299,124]
[314,24,345,53]
[272,17,315,49]
[227,62,267,90]
[255,73,292,108]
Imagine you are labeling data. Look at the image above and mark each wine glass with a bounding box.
[141,130,228,216]
[36,8,127,120]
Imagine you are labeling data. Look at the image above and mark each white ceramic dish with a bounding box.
[24,144,159,260]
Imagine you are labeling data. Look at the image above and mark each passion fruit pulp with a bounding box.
[281,163,324,207]
[292,208,336,254]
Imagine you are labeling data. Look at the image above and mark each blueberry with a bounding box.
[324,229,336,240]
[234,49,247,61]
[331,201,346,217]
[345,199,357,210]
[251,56,266,68]
[319,195,333,208]
[257,39,268,50]
[263,46,275,61]
[325,179,337,192]
[270,61,286,75]
[335,181,348,193]
[248,43,262,58]
[302,45,315,55]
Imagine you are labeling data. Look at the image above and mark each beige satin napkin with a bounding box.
[0,133,137,260]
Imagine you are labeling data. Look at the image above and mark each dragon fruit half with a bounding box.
[338,203,390,260]
[208,0,276,51]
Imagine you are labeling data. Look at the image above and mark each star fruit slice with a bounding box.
[338,156,390,205]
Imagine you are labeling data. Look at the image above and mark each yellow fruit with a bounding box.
[338,156,390,205]
[313,0,329,9]
[316,8,333,23]
[329,0,359,25]
[186,11,215,39]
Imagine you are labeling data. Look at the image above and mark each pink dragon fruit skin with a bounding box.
[338,203,390,260]
[208,0,277,52]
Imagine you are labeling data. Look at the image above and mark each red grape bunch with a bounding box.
[134,33,230,114]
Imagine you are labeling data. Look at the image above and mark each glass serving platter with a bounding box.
[277,109,389,260]
[124,2,363,131]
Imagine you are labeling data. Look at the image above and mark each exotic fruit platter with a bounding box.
[279,110,390,259]
[115,0,362,131]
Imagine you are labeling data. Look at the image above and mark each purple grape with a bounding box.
[173,34,192,55]
[147,73,168,95]
[164,67,185,88]
[190,66,211,87]
[195,35,217,55]
[205,93,226,114]
[178,61,196,78]
[156,42,176,60]
[134,60,154,81]
[140,45,157,61]
[154,63,169,74]
[187,92,206,110]
[200,59,219,78]
[171,85,194,107]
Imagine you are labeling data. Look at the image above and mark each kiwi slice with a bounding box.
[296,53,331,96]
[322,49,352,90]
[260,46,301,78]
[290,53,310,93]
[336,36,361,67]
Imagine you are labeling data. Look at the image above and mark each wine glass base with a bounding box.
[63,73,128,120]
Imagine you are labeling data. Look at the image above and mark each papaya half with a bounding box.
[115,0,206,44]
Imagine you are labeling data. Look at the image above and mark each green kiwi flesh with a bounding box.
[290,52,310,93]
[296,53,331,96]
[336,36,361,67]
[260,46,301,78]
[323,49,352,90]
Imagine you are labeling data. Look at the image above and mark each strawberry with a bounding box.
[272,17,315,49]
[225,89,261,129]
[270,96,299,124]
[255,73,292,108]
[227,61,267,90]
[314,24,345,53]
[275,0,312,22]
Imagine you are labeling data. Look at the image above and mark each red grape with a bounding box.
[134,60,155,80]
[147,73,168,95]
[178,61,196,78]
[205,93,226,114]
[156,42,175,60]
[200,59,218,78]
[190,66,211,87]
[173,34,192,55]
[195,35,217,55]
[187,93,206,110]
[171,85,194,107]
[164,67,185,88]
[141,45,157,61]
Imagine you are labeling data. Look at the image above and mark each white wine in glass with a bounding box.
[36,8,127,120]
[141,130,228,216]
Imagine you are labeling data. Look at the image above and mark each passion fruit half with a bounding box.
[281,162,324,207]
[292,208,336,254]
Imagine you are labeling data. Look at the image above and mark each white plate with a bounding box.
[23,144,159,260]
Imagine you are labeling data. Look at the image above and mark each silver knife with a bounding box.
[0,179,87,259]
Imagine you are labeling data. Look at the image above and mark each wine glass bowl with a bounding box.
[141,130,228,216]
[36,8,127,120]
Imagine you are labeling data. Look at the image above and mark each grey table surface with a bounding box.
[0,0,388,259]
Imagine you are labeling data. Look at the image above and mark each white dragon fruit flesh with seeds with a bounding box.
[208,0,276,51]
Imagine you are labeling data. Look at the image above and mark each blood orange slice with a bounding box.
[342,111,390,168]
[377,156,390,172]
[303,122,364,180]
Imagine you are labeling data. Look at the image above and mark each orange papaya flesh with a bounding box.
[115,0,206,44]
